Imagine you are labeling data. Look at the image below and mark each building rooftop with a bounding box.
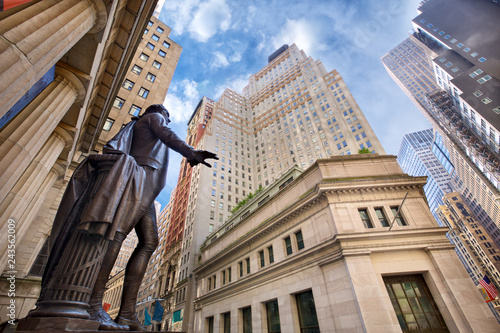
[413,0,500,76]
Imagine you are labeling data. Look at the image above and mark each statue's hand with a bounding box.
[189,150,218,167]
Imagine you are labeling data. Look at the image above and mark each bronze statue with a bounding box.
[29,104,217,331]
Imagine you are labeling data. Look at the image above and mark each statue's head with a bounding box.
[144,104,171,124]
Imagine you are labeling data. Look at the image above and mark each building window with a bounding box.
[138,87,149,98]
[158,49,166,57]
[103,118,114,131]
[153,61,161,69]
[359,209,373,228]
[156,26,164,33]
[246,257,250,274]
[268,246,274,264]
[284,236,293,255]
[113,97,125,109]
[129,105,142,116]
[152,34,160,41]
[144,28,148,34]
[384,275,449,332]
[144,73,156,83]
[391,206,407,226]
[478,57,486,62]
[242,307,252,333]
[139,53,149,62]
[206,317,214,333]
[259,250,265,267]
[132,65,142,74]
[477,75,492,84]
[163,41,170,48]
[148,20,153,26]
[265,300,281,333]
[122,79,134,90]
[222,312,230,333]
[228,267,231,282]
[295,230,304,250]
[296,290,320,333]
[375,208,389,227]
[239,261,243,277]
[146,42,155,50]
[473,90,483,97]
[222,270,226,285]
[482,97,492,104]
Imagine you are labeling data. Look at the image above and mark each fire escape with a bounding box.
[425,91,500,187]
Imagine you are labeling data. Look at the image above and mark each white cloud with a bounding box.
[245,5,257,31]
[229,51,242,63]
[163,79,200,124]
[161,0,200,36]
[271,18,328,58]
[210,50,242,69]
[188,0,232,42]
[214,73,251,97]
[212,52,230,68]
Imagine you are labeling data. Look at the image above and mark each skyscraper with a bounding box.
[382,0,500,228]
[96,15,182,152]
[397,129,453,224]
[437,193,500,317]
[381,37,439,123]
[161,43,385,332]
[411,0,500,189]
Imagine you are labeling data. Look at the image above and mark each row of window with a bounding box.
[207,231,305,292]
[205,290,319,333]
[358,206,407,229]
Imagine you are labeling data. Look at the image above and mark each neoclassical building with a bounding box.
[193,155,499,332]
[0,0,160,322]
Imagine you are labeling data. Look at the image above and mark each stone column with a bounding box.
[0,67,84,205]
[0,130,69,272]
[15,177,67,277]
[342,251,400,332]
[0,0,106,118]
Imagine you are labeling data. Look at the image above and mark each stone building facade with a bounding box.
[193,155,499,332]
[0,0,161,323]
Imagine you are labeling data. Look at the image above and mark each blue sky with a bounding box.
[155,0,431,208]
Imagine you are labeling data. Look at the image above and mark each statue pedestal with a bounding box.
[16,317,100,332]
[28,160,114,319]
[16,316,178,332]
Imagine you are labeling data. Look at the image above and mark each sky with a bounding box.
[155,0,432,209]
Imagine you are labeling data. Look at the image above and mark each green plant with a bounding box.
[358,147,371,154]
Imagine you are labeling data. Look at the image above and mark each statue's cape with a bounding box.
[43,121,148,286]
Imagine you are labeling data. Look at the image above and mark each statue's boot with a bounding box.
[116,219,157,332]
[88,233,130,331]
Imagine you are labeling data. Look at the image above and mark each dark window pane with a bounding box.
[296,290,319,332]
[285,236,292,255]
[296,230,304,250]
[266,300,281,333]
[223,312,230,333]
[242,307,252,333]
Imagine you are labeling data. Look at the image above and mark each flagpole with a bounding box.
[388,190,409,231]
